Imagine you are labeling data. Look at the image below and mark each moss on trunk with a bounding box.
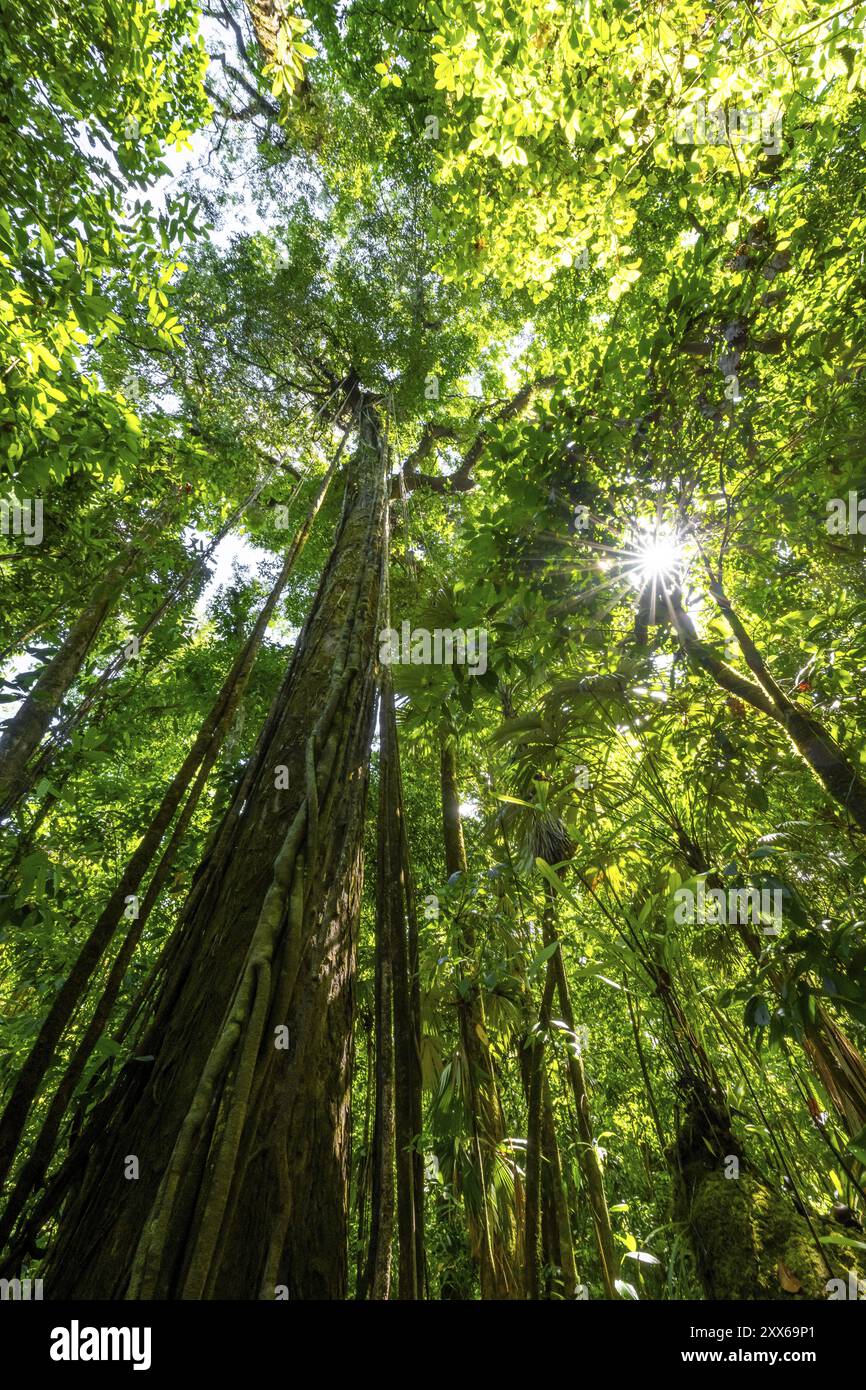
[673,1100,864,1300]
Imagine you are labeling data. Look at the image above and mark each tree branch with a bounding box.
[398,376,557,497]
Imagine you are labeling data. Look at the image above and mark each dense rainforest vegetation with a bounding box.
[1,0,866,1304]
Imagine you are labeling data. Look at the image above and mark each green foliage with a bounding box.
[0,0,209,483]
[1,0,866,1304]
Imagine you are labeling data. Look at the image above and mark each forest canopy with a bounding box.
[1,0,866,1306]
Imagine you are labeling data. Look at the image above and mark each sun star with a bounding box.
[624,521,686,591]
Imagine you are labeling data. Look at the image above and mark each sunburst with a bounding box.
[623,519,688,591]
[568,506,694,630]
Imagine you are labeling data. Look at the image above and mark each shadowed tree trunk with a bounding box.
[380,673,423,1298]
[360,666,423,1298]
[0,442,344,1206]
[671,1093,864,1299]
[396,723,426,1293]
[517,982,578,1300]
[523,899,557,1299]
[40,392,388,1299]
[361,842,395,1300]
[440,736,521,1299]
[0,512,161,817]
[538,890,620,1300]
[541,1078,579,1298]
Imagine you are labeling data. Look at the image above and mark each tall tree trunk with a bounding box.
[0,449,342,1202]
[361,833,395,1302]
[537,892,620,1300]
[440,737,520,1298]
[379,672,422,1297]
[360,664,423,1299]
[397,739,426,1293]
[517,985,577,1300]
[41,393,388,1299]
[523,904,557,1299]
[540,1078,578,1298]
[0,514,159,817]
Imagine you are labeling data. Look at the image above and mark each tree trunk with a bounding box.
[397,737,426,1293]
[523,911,557,1298]
[379,672,422,1297]
[361,818,395,1301]
[671,1093,863,1299]
[538,896,620,1299]
[541,1078,578,1298]
[675,826,866,1138]
[0,516,156,816]
[41,394,388,1299]
[670,586,866,833]
[440,737,520,1298]
[0,452,341,1201]
[440,738,468,882]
